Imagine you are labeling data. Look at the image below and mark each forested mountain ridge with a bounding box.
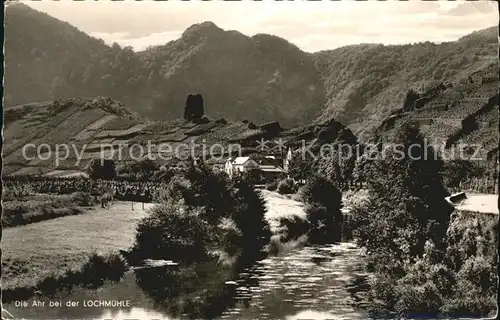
[3,3,111,105]
[133,21,325,125]
[4,4,325,127]
[312,27,498,138]
[4,3,498,137]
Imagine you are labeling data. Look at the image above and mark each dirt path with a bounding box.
[260,190,306,231]
[2,201,154,289]
[454,193,498,214]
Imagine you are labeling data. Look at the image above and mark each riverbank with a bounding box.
[2,191,304,296]
[1,193,93,228]
[3,189,371,319]
[260,189,306,231]
[3,242,369,320]
[2,201,154,292]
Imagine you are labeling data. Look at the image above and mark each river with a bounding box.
[4,242,369,320]
[4,191,369,319]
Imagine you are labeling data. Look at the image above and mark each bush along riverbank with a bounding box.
[2,252,127,303]
[123,160,273,317]
[350,124,498,318]
[128,160,271,265]
[2,161,281,313]
[2,192,96,228]
[274,174,344,247]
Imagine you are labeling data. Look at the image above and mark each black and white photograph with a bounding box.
[1,0,499,319]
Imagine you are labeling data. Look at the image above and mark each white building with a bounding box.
[224,156,259,178]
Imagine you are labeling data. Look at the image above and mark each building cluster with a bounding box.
[210,149,293,183]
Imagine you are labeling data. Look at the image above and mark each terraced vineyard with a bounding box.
[419,121,461,141]
[2,98,278,175]
[4,95,356,177]
[197,122,249,145]
[376,63,499,163]
[102,117,139,130]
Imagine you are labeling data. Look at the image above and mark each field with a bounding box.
[1,191,304,292]
[1,202,154,291]
[2,194,87,228]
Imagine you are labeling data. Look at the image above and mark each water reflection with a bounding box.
[4,243,368,320]
[135,258,239,319]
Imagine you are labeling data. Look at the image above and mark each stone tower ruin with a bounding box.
[183,94,204,121]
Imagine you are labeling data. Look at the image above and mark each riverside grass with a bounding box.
[2,193,95,228]
[2,252,127,302]
[2,192,304,295]
[2,202,152,293]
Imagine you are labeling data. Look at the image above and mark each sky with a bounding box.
[24,0,498,53]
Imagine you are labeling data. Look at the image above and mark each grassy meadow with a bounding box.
[2,193,90,228]
[2,202,153,291]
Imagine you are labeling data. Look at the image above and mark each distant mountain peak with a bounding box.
[182,21,224,38]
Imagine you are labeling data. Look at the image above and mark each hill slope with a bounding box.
[313,27,498,138]
[4,3,497,141]
[374,62,498,161]
[136,23,325,126]
[4,4,324,127]
[2,97,355,177]
[3,3,111,105]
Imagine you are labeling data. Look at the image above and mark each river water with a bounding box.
[5,242,369,320]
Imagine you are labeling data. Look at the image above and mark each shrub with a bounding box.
[288,151,317,182]
[241,168,262,184]
[362,211,498,318]
[442,160,486,191]
[232,180,271,254]
[131,203,217,264]
[27,251,128,299]
[80,252,109,288]
[85,158,116,180]
[132,162,272,266]
[277,178,295,194]
[103,253,128,282]
[277,215,310,243]
[367,273,398,315]
[247,122,257,129]
[265,180,278,191]
[2,198,84,228]
[343,189,370,209]
[394,282,443,317]
[37,274,60,296]
[287,175,343,244]
[305,203,340,244]
[79,252,127,289]
[71,192,94,206]
[215,117,228,124]
[193,115,210,124]
[3,185,34,198]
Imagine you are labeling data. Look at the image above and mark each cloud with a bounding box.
[90,31,183,51]
[447,1,498,16]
